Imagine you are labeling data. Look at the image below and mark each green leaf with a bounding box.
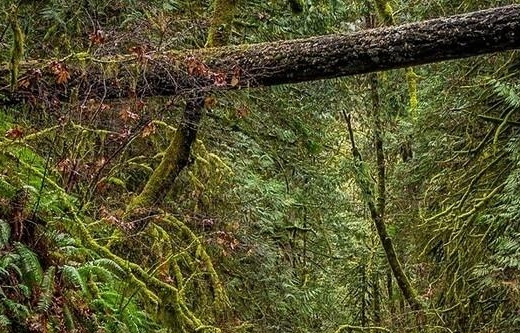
[15,243,43,286]
[0,220,10,249]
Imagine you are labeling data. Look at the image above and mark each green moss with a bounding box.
[163,216,230,313]
[206,0,239,48]
[125,128,187,215]
[406,68,418,117]
[9,11,24,91]
[374,0,394,25]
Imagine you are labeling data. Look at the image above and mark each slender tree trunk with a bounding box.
[386,271,395,316]
[361,264,367,327]
[363,3,423,313]
[369,208,422,311]
[369,73,422,312]
[2,5,520,105]
[344,108,422,311]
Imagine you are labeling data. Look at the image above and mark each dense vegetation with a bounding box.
[0,0,519,332]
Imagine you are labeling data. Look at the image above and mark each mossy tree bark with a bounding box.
[125,94,204,214]
[1,5,520,105]
[126,0,239,214]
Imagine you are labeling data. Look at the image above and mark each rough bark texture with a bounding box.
[1,5,519,104]
[125,94,204,214]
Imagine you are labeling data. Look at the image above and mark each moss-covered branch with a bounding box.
[126,0,240,216]
[8,5,24,91]
[1,5,520,105]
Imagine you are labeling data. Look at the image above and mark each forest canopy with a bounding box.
[1,1,520,333]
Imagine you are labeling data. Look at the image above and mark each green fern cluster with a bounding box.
[0,216,157,332]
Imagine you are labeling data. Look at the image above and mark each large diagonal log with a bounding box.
[1,5,519,104]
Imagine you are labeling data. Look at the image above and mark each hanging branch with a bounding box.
[125,0,240,214]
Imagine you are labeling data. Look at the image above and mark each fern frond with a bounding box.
[490,78,520,109]
[18,284,30,298]
[0,252,18,268]
[91,258,125,278]
[62,265,88,293]
[60,245,89,257]
[91,298,114,312]
[62,304,75,331]
[122,311,142,333]
[37,266,56,313]
[2,299,29,321]
[0,314,11,328]
[0,220,10,249]
[14,243,43,286]
[99,290,121,308]
[79,264,112,282]
[46,230,76,247]
[40,6,67,28]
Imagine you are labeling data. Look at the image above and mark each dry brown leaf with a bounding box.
[5,126,24,139]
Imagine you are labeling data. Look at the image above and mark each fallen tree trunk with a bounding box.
[1,5,519,104]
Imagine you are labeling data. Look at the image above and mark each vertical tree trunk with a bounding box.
[368,72,422,312]
[343,91,422,313]
[366,2,423,312]
[361,264,367,327]
[386,271,395,318]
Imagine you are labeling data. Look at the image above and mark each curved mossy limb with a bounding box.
[162,216,230,313]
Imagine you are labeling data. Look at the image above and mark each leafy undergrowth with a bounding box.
[0,109,236,333]
[0,131,159,333]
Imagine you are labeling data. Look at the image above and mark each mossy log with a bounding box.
[1,5,520,105]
